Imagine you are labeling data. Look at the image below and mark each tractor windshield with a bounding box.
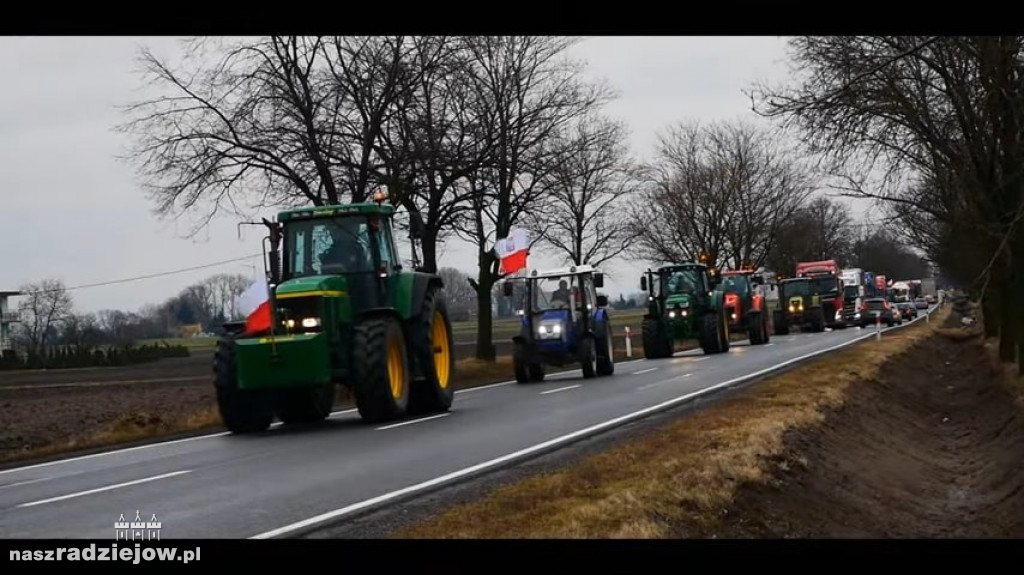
[808,275,839,295]
[719,274,751,294]
[660,268,703,296]
[531,275,591,312]
[284,215,392,278]
[783,280,811,297]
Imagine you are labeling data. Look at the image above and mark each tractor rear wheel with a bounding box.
[275,384,335,425]
[748,311,764,345]
[580,335,597,379]
[213,333,273,434]
[513,341,545,383]
[352,315,410,423]
[408,287,456,415]
[596,318,615,376]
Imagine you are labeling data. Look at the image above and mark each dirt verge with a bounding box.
[391,306,1024,538]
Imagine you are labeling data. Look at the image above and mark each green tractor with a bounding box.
[639,263,731,358]
[771,277,826,335]
[214,197,456,433]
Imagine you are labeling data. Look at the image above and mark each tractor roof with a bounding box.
[653,262,707,273]
[781,276,811,283]
[527,264,599,279]
[721,269,756,276]
[277,202,395,222]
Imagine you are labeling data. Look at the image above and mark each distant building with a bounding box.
[0,291,21,353]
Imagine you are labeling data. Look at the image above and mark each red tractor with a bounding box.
[716,269,772,345]
[795,259,846,329]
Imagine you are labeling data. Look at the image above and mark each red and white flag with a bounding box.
[495,228,529,275]
[235,279,272,334]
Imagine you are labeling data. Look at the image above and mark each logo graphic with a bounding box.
[115,511,161,540]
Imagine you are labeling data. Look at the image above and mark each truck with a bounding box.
[839,268,865,325]
[212,195,456,434]
[795,259,846,329]
[920,277,938,303]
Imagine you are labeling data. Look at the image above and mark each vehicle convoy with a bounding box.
[639,260,730,357]
[213,195,456,433]
[717,268,772,345]
[772,276,826,334]
[795,259,846,329]
[504,265,614,382]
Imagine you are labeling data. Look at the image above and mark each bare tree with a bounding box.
[525,113,640,270]
[60,313,104,354]
[453,36,613,360]
[764,196,854,274]
[380,37,492,273]
[201,273,252,320]
[117,36,431,235]
[629,119,814,270]
[16,279,74,364]
[751,36,1024,370]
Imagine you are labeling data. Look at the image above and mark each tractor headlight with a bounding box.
[669,310,676,318]
[537,320,563,339]
[301,317,320,329]
[788,304,795,312]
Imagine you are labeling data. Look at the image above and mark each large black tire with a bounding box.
[596,318,615,376]
[641,318,661,359]
[213,333,274,434]
[718,306,731,352]
[773,309,790,335]
[275,384,335,425]
[748,311,764,345]
[580,335,597,379]
[351,315,409,423]
[809,308,826,332]
[699,313,721,354]
[513,341,545,383]
[407,288,456,415]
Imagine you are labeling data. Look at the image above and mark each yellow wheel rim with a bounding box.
[387,334,405,400]
[433,310,451,389]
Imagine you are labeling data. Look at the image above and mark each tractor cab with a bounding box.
[640,263,719,320]
[503,265,615,382]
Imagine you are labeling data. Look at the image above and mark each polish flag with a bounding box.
[235,279,272,334]
[495,228,529,275]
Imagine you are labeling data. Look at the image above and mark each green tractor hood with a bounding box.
[234,274,351,390]
[665,293,693,308]
[274,274,349,297]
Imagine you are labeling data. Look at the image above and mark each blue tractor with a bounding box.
[502,265,615,383]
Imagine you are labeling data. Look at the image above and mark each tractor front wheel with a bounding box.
[408,288,456,415]
[275,384,335,426]
[352,315,410,423]
[213,333,274,434]
[641,318,663,359]
[773,309,790,335]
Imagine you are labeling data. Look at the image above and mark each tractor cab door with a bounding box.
[369,215,401,306]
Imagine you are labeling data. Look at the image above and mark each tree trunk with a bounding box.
[981,288,1000,338]
[474,250,498,361]
[420,232,438,273]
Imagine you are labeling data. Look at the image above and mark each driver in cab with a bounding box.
[668,271,694,294]
[550,280,570,306]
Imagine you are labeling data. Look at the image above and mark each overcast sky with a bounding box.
[1,36,855,314]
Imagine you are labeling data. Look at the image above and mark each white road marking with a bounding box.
[17,470,192,508]
[540,384,581,395]
[0,477,52,491]
[637,373,692,390]
[765,343,775,347]
[250,327,885,539]
[632,368,658,375]
[375,413,451,431]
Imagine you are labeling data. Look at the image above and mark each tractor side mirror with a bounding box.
[752,275,763,286]
[596,294,608,307]
[593,273,604,288]
[640,276,648,291]
[503,281,514,297]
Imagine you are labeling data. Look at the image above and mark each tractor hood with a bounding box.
[788,295,805,308]
[275,275,348,297]
[665,293,693,307]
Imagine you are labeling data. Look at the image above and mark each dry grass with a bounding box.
[395,309,950,539]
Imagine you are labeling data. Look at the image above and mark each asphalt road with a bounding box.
[0,311,935,539]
